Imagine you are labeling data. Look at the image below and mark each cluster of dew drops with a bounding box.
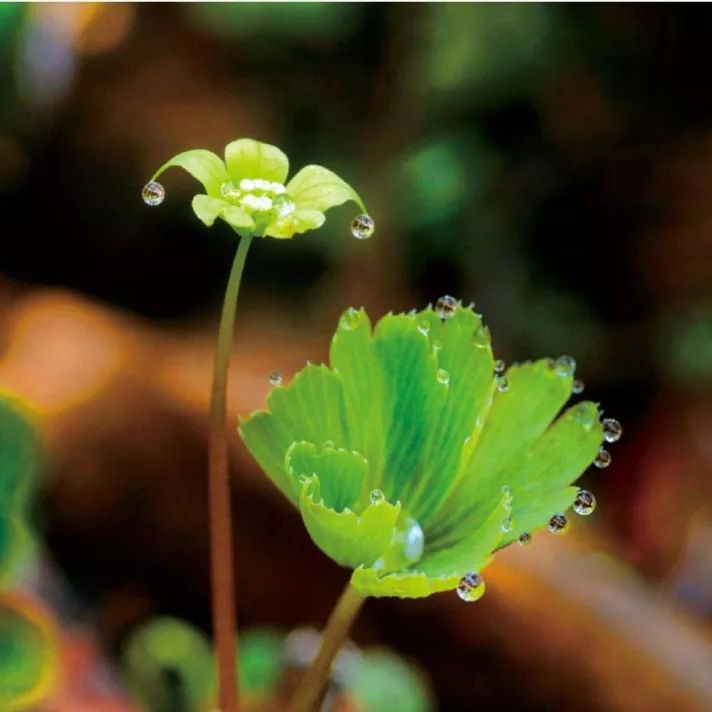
[431,296,624,603]
[141,179,375,241]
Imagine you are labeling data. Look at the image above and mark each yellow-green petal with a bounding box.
[351,566,460,598]
[263,209,325,239]
[286,441,367,512]
[191,195,255,230]
[287,165,366,213]
[224,139,289,184]
[152,149,228,198]
[299,475,400,568]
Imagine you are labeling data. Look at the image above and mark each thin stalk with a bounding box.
[289,584,366,712]
[209,233,253,712]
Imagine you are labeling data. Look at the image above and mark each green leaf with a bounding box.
[0,509,31,587]
[239,364,347,505]
[351,566,459,598]
[0,597,57,711]
[300,475,400,568]
[225,139,289,184]
[350,648,434,712]
[191,195,255,230]
[373,314,448,504]
[501,486,578,546]
[0,397,39,513]
[286,442,367,512]
[264,209,325,239]
[435,359,572,541]
[122,617,214,712]
[287,165,366,213]
[329,308,384,492]
[152,149,228,198]
[404,306,495,526]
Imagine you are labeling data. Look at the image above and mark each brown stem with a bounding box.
[209,233,253,712]
[288,583,366,712]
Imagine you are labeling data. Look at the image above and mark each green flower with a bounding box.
[146,138,369,239]
[239,301,612,599]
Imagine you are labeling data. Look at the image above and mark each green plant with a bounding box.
[145,138,371,712]
[240,301,618,708]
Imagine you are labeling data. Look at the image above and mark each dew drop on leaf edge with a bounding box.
[435,295,458,321]
[572,378,585,394]
[602,418,622,443]
[573,489,596,516]
[351,214,374,239]
[369,488,384,505]
[518,532,532,546]
[594,448,612,468]
[548,513,569,534]
[494,359,505,374]
[142,180,165,206]
[457,572,485,602]
[268,370,282,386]
[496,376,509,392]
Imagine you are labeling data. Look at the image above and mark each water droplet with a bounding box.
[494,359,506,374]
[602,418,622,443]
[594,447,612,468]
[268,370,282,386]
[501,485,513,509]
[518,532,532,546]
[417,319,431,335]
[573,489,596,516]
[436,368,450,385]
[435,295,458,321]
[220,181,241,199]
[351,214,375,239]
[572,378,585,394]
[274,194,296,219]
[496,376,509,392]
[548,513,569,534]
[142,181,165,206]
[456,572,485,602]
[402,518,424,563]
[501,516,514,533]
[555,355,576,377]
[473,325,489,347]
[340,308,360,330]
[574,403,597,429]
[323,440,335,449]
[369,489,384,505]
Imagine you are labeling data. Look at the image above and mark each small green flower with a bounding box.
[147,138,368,239]
[240,302,609,599]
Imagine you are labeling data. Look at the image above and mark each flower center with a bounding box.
[220,178,295,219]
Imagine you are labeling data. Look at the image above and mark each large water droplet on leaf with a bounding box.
[573,489,596,516]
[369,489,384,505]
[142,181,165,206]
[351,214,374,239]
[457,572,485,602]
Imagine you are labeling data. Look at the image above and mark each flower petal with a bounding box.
[191,195,255,230]
[285,441,367,512]
[372,314,448,503]
[433,359,573,541]
[224,139,289,184]
[299,475,400,568]
[239,364,346,505]
[350,567,460,598]
[263,210,325,239]
[329,308,384,493]
[152,149,229,198]
[287,165,366,213]
[404,306,496,526]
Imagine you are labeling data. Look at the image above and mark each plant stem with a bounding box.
[289,584,366,712]
[209,233,253,712]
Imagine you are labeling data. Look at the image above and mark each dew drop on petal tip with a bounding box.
[268,370,282,386]
[351,214,374,239]
[435,295,458,321]
[340,308,360,330]
[572,378,585,394]
[518,532,532,546]
[457,572,485,602]
[496,376,509,392]
[573,489,596,516]
[555,354,576,377]
[142,181,165,206]
[602,418,622,443]
[594,447,612,468]
[369,489,384,505]
[548,513,569,534]
[494,359,505,374]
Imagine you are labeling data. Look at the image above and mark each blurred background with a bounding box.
[1,2,712,710]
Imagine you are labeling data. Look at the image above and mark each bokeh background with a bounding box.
[1,3,712,710]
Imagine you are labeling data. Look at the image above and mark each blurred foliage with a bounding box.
[238,628,283,696]
[659,306,712,387]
